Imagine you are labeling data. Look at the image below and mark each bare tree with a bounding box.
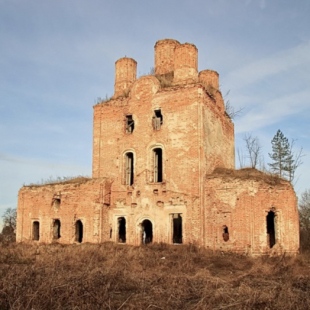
[2,208,16,231]
[243,133,262,169]
[224,90,244,119]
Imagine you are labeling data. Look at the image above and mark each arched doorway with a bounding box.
[75,220,83,243]
[266,211,276,248]
[141,219,153,244]
[118,217,126,243]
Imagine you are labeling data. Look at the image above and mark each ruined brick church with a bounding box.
[16,39,299,255]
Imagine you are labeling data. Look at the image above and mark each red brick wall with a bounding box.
[204,169,299,255]
[16,178,110,243]
[16,39,299,255]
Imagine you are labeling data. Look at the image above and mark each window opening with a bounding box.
[152,109,163,130]
[153,148,163,183]
[124,152,134,185]
[222,225,229,242]
[53,198,61,208]
[125,115,134,134]
[53,219,61,239]
[267,211,276,248]
[118,217,126,243]
[32,221,40,241]
[75,220,83,243]
[172,214,182,244]
[142,219,153,244]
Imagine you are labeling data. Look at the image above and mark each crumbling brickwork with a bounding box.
[16,39,299,255]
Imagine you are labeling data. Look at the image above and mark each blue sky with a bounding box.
[1,0,310,229]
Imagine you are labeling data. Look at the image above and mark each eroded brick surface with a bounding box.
[16,39,299,255]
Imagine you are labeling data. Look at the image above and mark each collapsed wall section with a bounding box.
[16,178,111,244]
[204,168,299,255]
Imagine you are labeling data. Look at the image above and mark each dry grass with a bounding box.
[0,242,310,309]
[209,168,284,185]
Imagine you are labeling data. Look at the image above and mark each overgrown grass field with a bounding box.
[0,242,310,309]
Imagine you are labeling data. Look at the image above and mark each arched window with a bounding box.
[222,225,229,242]
[124,152,134,185]
[75,220,83,243]
[153,148,163,183]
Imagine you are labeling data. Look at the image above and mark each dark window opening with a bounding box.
[125,152,134,185]
[125,115,134,134]
[172,214,182,244]
[153,148,163,183]
[152,109,163,130]
[267,211,276,248]
[222,225,229,242]
[75,220,83,243]
[32,221,40,241]
[142,219,153,244]
[53,219,61,239]
[110,228,112,239]
[118,217,126,243]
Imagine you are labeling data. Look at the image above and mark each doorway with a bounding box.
[141,219,153,244]
[53,219,61,239]
[75,220,83,243]
[118,217,126,243]
[33,221,40,241]
[266,211,276,248]
[172,214,182,244]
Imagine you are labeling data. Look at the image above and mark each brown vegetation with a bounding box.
[1,242,310,309]
[209,167,284,185]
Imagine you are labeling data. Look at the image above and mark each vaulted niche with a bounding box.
[124,152,134,186]
[267,211,276,248]
[142,219,153,244]
[118,217,126,243]
[153,148,163,183]
[75,220,83,243]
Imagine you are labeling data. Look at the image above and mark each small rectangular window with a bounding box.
[152,109,163,130]
[125,115,134,134]
[124,152,134,185]
[153,148,163,182]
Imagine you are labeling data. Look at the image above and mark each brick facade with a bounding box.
[16,39,299,255]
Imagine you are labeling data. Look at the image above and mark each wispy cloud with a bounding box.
[223,41,310,91]
[235,89,310,133]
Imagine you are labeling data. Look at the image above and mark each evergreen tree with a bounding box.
[268,129,294,180]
